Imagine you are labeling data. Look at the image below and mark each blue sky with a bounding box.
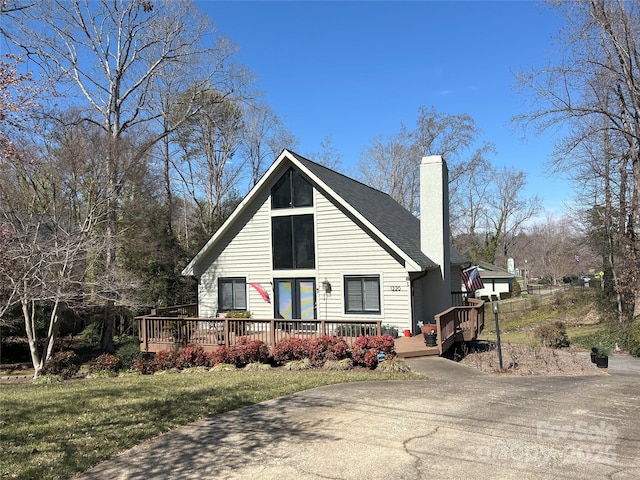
[202,1,569,217]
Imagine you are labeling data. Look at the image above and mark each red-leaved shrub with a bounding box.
[175,345,212,369]
[306,336,349,366]
[131,354,155,375]
[151,350,179,372]
[211,346,232,366]
[354,334,395,354]
[351,334,396,369]
[88,353,124,374]
[234,338,270,366]
[272,338,310,365]
[211,339,269,367]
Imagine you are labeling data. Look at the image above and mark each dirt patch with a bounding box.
[460,343,605,376]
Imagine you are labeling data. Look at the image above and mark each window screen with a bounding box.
[272,215,315,269]
[218,278,247,311]
[271,168,313,209]
[344,276,381,314]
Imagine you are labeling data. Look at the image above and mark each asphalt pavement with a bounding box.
[74,355,640,479]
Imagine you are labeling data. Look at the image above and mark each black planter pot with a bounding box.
[424,331,437,347]
[590,352,597,363]
[595,355,609,369]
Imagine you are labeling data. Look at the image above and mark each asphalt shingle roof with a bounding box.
[290,151,468,271]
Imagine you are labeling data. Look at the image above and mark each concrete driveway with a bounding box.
[75,355,640,479]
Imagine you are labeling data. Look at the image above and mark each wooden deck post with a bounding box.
[435,314,443,356]
[270,319,276,348]
[469,307,477,337]
[140,317,148,352]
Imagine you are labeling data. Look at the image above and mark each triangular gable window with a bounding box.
[271,168,313,208]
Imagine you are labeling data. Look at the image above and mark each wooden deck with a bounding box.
[137,298,485,358]
[136,315,383,353]
[394,335,440,358]
[396,297,486,358]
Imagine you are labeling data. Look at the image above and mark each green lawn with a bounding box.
[478,289,607,347]
[0,369,420,480]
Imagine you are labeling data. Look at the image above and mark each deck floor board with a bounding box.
[394,335,440,358]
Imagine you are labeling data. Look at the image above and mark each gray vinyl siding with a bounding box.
[315,194,412,330]
[196,184,413,330]
[197,198,273,318]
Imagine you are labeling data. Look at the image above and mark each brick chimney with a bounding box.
[420,155,451,316]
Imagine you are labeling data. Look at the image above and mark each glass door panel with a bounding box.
[275,278,316,320]
[276,280,293,319]
[299,281,315,320]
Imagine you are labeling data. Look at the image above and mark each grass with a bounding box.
[0,369,420,480]
[479,288,608,347]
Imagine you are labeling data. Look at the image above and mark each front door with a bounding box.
[274,278,316,319]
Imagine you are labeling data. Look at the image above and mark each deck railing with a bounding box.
[137,316,382,353]
[434,297,485,355]
[150,303,199,317]
[138,298,484,356]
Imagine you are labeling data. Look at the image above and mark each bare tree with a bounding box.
[556,114,628,314]
[451,150,494,262]
[241,102,298,187]
[482,167,541,266]
[172,90,245,236]
[527,215,593,285]
[515,0,640,319]
[3,0,250,349]
[358,128,417,212]
[0,141,103,377]
[306,135,344,171]
[146,36,250,237]
[357,106,494,217]
[0,54,39,162]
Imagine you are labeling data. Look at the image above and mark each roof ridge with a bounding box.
[288,150,396,200]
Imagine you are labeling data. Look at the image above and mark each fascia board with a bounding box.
[181,150,291,277]
[183,149,422,277]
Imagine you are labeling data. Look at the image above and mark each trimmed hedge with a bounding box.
[131,334,398,374]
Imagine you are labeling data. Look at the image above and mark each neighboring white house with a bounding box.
[463,261,515,300]
[182,150,468,334]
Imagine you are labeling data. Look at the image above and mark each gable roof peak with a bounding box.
[182,148,468,277]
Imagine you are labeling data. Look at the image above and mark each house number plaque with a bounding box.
[390,286,402,292]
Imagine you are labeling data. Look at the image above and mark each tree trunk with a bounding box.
[23,298,43,378]
[41,298,61,367]
[632,158,640,319]
[163,123,173,237]
[101,303,116,354]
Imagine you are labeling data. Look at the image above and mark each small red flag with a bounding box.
[249,282,271,303]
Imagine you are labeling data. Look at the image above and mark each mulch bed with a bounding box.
[459,343,606,376]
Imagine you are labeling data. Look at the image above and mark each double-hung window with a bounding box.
[218,277,247,312]
[344,276,381,314]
